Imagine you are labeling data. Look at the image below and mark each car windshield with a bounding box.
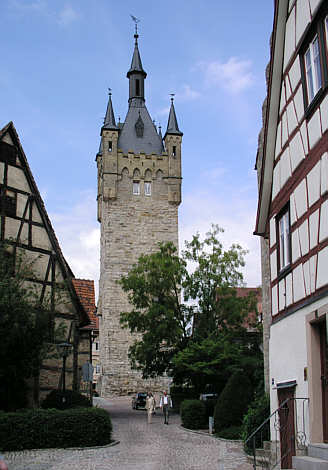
[138,393,147,398]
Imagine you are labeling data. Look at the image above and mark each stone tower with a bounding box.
[96,29,182,396]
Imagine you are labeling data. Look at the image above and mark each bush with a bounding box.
[41,390,92,410]
[180,399,206,430]
[0,407,112,451]
[216,425,243,440]
[242,394,270,454]
[214,370,253,432]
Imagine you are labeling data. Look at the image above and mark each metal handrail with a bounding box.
[244,397,309,470]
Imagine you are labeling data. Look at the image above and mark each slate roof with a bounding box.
[102,93,118,131]
[164,99,183,138]
[72,279,98,331]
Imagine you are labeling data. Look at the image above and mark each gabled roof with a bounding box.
[72,279,98,331]
[0,121,90,327]
[254,0,288,236]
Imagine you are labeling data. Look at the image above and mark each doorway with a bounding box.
[277,386,296,469]
[319,320,328,443]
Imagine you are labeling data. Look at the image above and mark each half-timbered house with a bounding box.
[0,121,91,406]
[256,0,328,467]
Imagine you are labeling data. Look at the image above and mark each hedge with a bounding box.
[180,399,206,430]
[214,370,253,433]
[0,408,112,451]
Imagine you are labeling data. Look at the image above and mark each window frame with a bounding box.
[276,203,291,275]
[144,181,151,196]
[133,181,140,195]
[300,3,328,117]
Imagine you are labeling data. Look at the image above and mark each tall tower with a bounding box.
[96,29,182,396]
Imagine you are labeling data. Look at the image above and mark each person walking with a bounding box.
[160,390,172,425]
[146,392,155,424]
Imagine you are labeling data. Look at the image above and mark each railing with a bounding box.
[245,397,309,470]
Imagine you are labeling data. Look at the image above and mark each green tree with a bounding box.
[0,242,65,411]
[119,225,262,388]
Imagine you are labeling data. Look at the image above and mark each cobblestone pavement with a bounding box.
[4,397,253,470]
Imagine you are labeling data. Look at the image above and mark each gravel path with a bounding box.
[3,397,253,470]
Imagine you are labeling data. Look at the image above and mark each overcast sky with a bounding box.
[0,0,274,290]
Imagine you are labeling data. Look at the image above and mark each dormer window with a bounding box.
[108,141,112,152]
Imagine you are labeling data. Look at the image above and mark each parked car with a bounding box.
[199,393,218,401]
[132,392,147,409]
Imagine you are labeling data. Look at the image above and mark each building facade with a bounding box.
[0,122,91,405]
[255,0,328,465]
[97,30,182,396]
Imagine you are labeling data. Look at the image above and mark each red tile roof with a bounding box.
[72,279,98,330]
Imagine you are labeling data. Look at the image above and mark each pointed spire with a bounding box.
[127,32,147,78]
[165,96,183,137]
[103,90,118,131]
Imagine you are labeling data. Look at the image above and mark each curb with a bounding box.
[179,426,244,444]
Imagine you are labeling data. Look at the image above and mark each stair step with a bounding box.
[293,455,328,470]
[309,443,328,461]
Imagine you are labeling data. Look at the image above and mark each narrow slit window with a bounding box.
[145,182,151,196]
[172,146,176,157]
[108,141,112,152]
[136,79,140,96]
[133,181,140,195]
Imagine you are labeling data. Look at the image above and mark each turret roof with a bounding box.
[165,98,183,137]
[127,34,147,78]
[102,92,118,131]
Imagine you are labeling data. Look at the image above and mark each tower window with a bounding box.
[133,181,140,195]
[108,141,112,152]
[172,146,176,157]
[144,182,151,196]
[136,79,140,96]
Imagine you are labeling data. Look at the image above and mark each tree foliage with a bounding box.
[119,224,262,391]
[0,242,65,411]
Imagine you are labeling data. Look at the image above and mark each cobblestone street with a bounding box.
[4,397,253,470]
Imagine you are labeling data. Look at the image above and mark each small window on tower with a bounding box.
[133,181,140,195]
[145,182,151,196]
[108,141,112,152]
[136,79,140,96]
[172,146,176,157]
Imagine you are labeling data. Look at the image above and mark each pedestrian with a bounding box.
[159,390,172,425]
[0,455,8,470]
[146,392,155,424]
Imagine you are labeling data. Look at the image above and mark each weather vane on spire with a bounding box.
[130,14,140,35]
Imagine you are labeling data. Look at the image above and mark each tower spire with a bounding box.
[103,89,118,130]
[164,95,183,138]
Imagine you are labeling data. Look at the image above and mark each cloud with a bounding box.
[180,188,261,287]
[176,85,201,102]
[49,190,100,297]
[201,57,254,94]
[57,4,79,26]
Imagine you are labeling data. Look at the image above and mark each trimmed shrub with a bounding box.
[180,399,206,430]
[41,390,92,410]
[242,394,270,454]
[216,425,243,440]
[0,407,112,451]
[170,386,198,412]
[214,370,253,433]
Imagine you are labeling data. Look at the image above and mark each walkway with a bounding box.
[3,396,253,470]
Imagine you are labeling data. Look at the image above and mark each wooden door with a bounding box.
[320,320,328,443]
[277,387,295,469]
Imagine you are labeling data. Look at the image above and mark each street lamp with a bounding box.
[56,342,73,394]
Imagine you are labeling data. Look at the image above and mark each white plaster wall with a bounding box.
[295,0,311,45]
[321,152,328,195]
[275,122,282,159]
[300,120,309,155]
[294,179,308,218]
[271,251,278,280]
[303,259,311,295]
[7,166,30,193]
[282,112,289,148]
[32,202,43,224]
[292,228,301,263]
[308,109,322,150]
[316,245,328,289]
[279,278,286,311]
[16,193,28,218]
[272,162,280,200]
[307,160,321,207]
[272,284,278,316]
[270,217,277,247]
[280,147,292,188]
[309,0,321,15]
[284,6,296,70]
[320,94,328,134]
[293,263,306,302]
[299,219,309,256]
[294,86,304,123]
[32,226,52,251]
[289,131,305,172]
[287,101,298,135]
[319,200,328,242]
[289,56,301,92]
[279,87,286,116]
[290,193,297,225]
[310,254,317,293]
[286,272,293,306]
[309,209,319,249]
[0,162,4,184]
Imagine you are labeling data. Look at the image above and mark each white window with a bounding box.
[96,364,101,374]
[133,181,140,195]
[95,341,99,351]
[278,209,291,270]
[304,35,323,103]
[144,182,151,196]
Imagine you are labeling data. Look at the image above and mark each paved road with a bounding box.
[4,397,253,470]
